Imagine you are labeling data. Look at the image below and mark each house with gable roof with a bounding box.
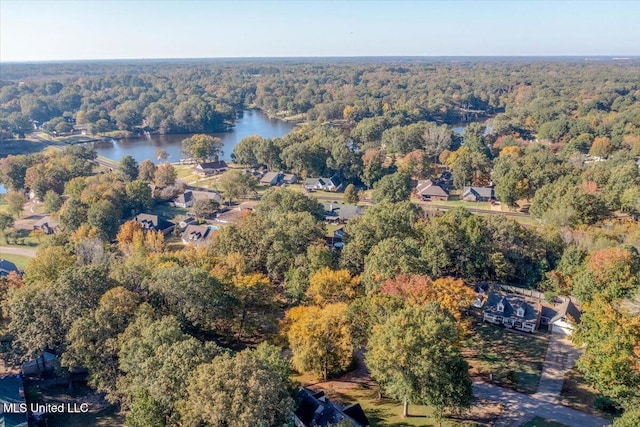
[482,292,540,333]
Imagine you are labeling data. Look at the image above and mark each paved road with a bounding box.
[473,381,611,427]
[0,246,37,257]
[534,334,582,403]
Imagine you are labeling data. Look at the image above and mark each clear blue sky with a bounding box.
[1,0,639,61]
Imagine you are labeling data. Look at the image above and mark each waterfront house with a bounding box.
[194,160,229,176]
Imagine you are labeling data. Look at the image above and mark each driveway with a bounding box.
[533,333,582,403]
[473,381,611,427]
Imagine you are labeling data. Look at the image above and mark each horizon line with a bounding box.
[1,54,640,64]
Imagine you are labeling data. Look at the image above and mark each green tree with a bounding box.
[181,134,223,162]
[125,180,153,214]
[216,170,258,205]
[232,135,260,166]
[59,197,88,232]
[373,172,411,203]
[192,198,219,218]
[5,191,26,217]
[362,237,424,294]
[43,190,62,213]
[366,303,472,419]
[178,345,294,427]
[87,200,121,240]
[343,183,360,204]
[361,148,386,188]
[0,213,14,240]
[256,187,325,221]
[117,155,139,182]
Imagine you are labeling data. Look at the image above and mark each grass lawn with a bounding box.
[0,253,32,269]
[151,203,189,221]
[560,367,614,419]
[0,138,50,157]
[28,384,125,427]
[462,310,550,394]
[520,417,568,427]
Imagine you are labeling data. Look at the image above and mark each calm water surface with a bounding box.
[93,110,295,163]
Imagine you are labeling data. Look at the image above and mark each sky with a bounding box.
[1,0,639,61]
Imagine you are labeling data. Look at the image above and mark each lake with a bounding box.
[452,118,494,136]
[93,109,296,164]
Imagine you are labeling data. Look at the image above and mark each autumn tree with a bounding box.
[361,148,387,188]
[343,183,359,204]
[306,267,361,305]
[590,137,612,158]
[154,163,177,188]
[138,160,157,183]
[192,198,219,218]
[380,274,475,323]
[216,170,258,205]
[366,303,472,419]
[285,303,353,380]
[362,237,424,294]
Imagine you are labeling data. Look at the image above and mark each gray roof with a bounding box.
[323,203,365,221]
[463,186,494,199]
[260,171,281,184]
[484,292,539,322]
[542,297,582,324]
[196,160,228,170]
[182,224,212,244]
[174,191,193,204]
[415,180,449,197]
[135,213,174,232]
[295,388,368,427]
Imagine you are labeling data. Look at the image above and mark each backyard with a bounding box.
[462,310,550,395]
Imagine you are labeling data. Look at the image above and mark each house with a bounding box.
[305,175,344,192]
[294,388,369,427]
[541,296,582,336]
[194,160,229,176]
[181,224,215,246]
[282,173,298,184]
[415,180,449,201]
[134,213,175,235]
[33,215,60,235]
[323,203,365,224]
[174,191,194,208]
[0,375,28,427]
[0,259,20,277]
[483,292,540,333]
[463,186,495,202]
[260,171,282,186]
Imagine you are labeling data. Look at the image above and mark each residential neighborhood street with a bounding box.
[473,381,611,427]
[0,246,37,258]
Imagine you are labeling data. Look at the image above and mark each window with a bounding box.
[497,302,504,313]
[517,307,525,317]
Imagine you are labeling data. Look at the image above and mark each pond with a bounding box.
[93,109,296,164]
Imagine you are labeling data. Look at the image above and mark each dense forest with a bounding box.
[0,59,639,426]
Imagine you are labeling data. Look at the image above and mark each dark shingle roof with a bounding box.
[484,292,539,322]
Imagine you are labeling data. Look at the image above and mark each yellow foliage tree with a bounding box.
[284,303,353,380]
[116,220,143,255]
[306,267,360,305]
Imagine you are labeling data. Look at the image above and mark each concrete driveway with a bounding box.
[474,381,611,427]
[533,333,582,403]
